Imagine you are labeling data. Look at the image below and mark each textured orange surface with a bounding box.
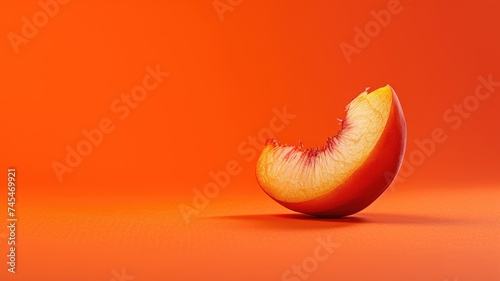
[1,186,499,280]
[0,0,499,280]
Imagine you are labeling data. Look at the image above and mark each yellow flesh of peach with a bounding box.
[256,85,392,203]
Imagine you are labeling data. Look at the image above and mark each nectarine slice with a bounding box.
[256,85,406,217]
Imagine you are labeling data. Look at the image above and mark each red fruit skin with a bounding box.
[271,89,407,217]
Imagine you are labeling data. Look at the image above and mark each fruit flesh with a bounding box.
[256,85,406,217]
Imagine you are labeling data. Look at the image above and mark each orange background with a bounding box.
[0,1,499,280]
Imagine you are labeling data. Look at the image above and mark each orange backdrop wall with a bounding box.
[1,1,499,198]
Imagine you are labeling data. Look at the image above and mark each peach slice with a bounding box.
[256,85,406,217]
